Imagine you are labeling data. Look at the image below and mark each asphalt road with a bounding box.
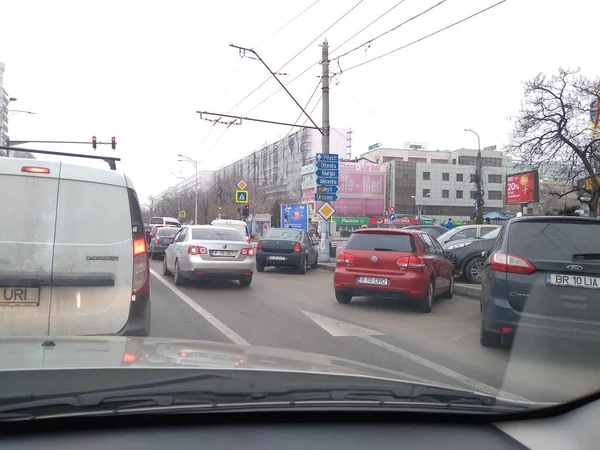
[149,260,600,404]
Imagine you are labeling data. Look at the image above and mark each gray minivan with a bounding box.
[0,157,151,336]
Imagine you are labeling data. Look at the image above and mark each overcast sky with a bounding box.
[2,0,597,201]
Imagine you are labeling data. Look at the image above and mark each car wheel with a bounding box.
[162,257,172,276]
[442,276,454,299]
[256,261,265,272]
[239,275,252,287]
[480,318,503,348]
[174,259,186,286]
[465,257,485,284]
[335,291,352,304]
[415,280,434,313]
[310,256,318,269]
[298,257,307,274]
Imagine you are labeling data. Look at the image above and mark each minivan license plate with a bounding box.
[546,274,600,290]
[357,277,388,286]
[1,287,40,306]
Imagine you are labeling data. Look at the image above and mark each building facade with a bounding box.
[0,63,9,148]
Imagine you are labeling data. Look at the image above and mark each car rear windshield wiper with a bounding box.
[572,253,600,260]
[372,248,396,252]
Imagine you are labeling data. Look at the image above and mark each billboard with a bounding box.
[505,170,539,204]
[281,204,309,230]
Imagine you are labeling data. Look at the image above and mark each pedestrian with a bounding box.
[445,218,455,230]
[288,225,292,228]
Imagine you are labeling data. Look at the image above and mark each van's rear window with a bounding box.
[345,233,416,252]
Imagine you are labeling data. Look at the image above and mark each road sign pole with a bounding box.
[319,39,331,263]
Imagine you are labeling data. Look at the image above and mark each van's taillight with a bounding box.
[337,251,355,267]
[123,353,137,363]
[241,248,254,256]
[396,255,426,270]
[293,242,302,252]
[132,236,149,295]
[490,252,536,275]
[188,246,208,255]
[21,166,50,174]
[257,240,262,250]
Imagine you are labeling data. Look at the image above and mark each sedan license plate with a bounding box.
[269,256,287,261]
[211,250,237,257]
[546,274,600,290]
[0,287,40,306]
[357,277,388,286]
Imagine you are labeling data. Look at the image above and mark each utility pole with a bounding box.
[177,154,199,224]
[346,129,353,159]
[217,176,222,219]
[465,129,484,221]
[252,151,257,236]
[319,38,331,263]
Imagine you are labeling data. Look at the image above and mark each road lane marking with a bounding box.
[302,311,527,402]
[150,269,250,346]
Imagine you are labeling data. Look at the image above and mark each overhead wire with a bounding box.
[341,0,508,73]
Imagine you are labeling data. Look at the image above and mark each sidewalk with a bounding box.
[316,263,481,300]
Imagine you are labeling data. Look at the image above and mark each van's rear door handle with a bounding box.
[51,274,115,287]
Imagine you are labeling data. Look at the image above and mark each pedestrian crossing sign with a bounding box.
[235,190,249,203]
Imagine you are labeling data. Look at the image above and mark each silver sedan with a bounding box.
[163,225,256,287]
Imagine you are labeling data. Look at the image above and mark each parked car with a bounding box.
[256,228,319,274]
[149,226,181,260]
[211,219,251,244]
[0,157,150,337]
[480,216,600,348]
[164,225,256,287]
[333,229,454,313]
[444,228,502,284]
[436,224,501,246]
[402,225,449,238]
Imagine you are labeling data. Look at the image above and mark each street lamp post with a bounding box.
[464,128,484,219]
[411,193,430,223]
[177,154,199,224]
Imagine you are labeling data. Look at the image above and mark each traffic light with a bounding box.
[243,204,249,218]
[92,136,97,150]
[111,136,116,150]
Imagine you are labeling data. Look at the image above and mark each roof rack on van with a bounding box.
[0,146,121,170]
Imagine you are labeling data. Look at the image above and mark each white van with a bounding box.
[149,217,180,227]
[0,157,151,337]
[211,219,251,243]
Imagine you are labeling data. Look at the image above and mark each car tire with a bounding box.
[465,257,485,284]
[442,276,454,299]
[174,259,187,286]
[310,257,318,270]
[335,291,352,304]
[239,275,252,287]
[162,257,172,276]
[256,261,265,272]
[480,318,503,348]
[415,280,434,313]
[298,257,307,274]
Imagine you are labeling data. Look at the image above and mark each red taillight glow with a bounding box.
[155,236,161,244]
[241,248,255,256]
[188,245,208,255]
[21,166,50,174]
[246,236,251,243]
[123,353,137,363]
[337,251,355,266]
[133,236,146,257]
[490,252,536,275]
[132,236,149,295]
[293,242,302,252]
[257,240,262,250]
[179,351,189,358]
[396,255,426,270]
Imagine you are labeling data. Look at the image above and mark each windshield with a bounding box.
[1,0,598,422]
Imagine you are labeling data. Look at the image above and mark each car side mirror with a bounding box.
[481,251,490,259]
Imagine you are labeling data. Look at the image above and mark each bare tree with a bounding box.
[507,67,600,216]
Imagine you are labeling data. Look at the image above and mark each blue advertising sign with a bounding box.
[316,177,338,185]
[316,169,339,178]
[315,153,339,162]
[317,185,339,194]
[315,161,339,170]
[281,203,309,231]
[314,193,339,202]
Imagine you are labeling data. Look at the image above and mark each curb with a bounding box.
[317,263,336,272]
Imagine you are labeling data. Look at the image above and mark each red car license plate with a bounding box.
[357,277,388,286]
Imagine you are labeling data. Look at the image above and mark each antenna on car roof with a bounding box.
[0,146,121,170]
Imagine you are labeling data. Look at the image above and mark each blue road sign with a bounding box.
[316,177,338,186]
[317,185,339,194]
[389,213,396,221]
[315,160,339,170]
[316,169,339,178]
[314,193,339,202]
[315,153,339,162]
[235,190,248,202]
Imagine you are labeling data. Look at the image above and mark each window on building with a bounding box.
[423,189,431,197]
[456,190,463,199]
[488,174,502,183]
[456,173,463,182]
[470,174,476,183]
[423,172,430,180]
[442,172,449,181]
[442,190,449,198]
[488,190,503,200]
[409,157,427,163]
[452,158,457,165]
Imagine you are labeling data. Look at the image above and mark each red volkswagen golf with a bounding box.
[333,228,454,313]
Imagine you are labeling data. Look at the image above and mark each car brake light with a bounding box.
[337,251,355,266]
[490,252,536,275]
[396,255,425,270]
[132,236,149,295]
[293,242,302,252]
[123,353,137,363]
[155,236,161,244]
[21,166,50,174]
[188,246,208,255]
[257,240,262,250]
[241,248,255,256]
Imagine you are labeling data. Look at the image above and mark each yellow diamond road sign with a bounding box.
[318,202,335,221]
[237,180,247,190]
